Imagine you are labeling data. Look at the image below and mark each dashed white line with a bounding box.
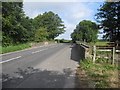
[0,56,21,64]
[0,44,61,64]
[32,48,48,54]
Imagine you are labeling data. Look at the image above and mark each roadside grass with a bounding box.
[0,45,2,54]
[1,43,31,54]
[0,41,56,54]
[77,58,119,88]
[76,40,119,88]
[88,41,109,46]
[96,51,111,54]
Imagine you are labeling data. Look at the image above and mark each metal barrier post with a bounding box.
[112,47,115,65]
[93,45,96,63]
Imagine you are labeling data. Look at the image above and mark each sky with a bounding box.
[23,0,104,40]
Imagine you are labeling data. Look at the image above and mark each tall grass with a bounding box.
[80,58,118,88]
[1,43,31,54]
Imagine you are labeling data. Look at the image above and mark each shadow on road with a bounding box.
[2,43,86,88]
[70,44,85,63]
[2,67,74,88]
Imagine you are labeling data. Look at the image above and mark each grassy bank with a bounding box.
[76,58,119,88]
[0,41,56,54]
[1,43,31,54]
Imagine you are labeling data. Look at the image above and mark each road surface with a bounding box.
[1,43,81,88]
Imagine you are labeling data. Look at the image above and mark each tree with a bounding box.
[2,2,28,46]
[95,2,120,42]
[2,2,35,46]
[2,2,65,46]
[35,27,48,42]
[71,20,98,43]
[33,11,65,40]
[21,16,35,41]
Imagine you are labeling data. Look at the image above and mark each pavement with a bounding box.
[1,43,80,88]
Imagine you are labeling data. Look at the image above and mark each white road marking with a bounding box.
[0,56,21,64]
[32,48,48,54]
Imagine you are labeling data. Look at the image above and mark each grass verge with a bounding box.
[76,58,119,88]
[1,43,31,54]
[0,41,56,54]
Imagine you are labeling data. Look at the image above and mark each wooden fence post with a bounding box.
[93,45,96,63]
[112,47,115,65]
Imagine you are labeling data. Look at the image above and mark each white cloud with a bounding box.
[66,3,94,24]
[72,8,93,19]
[23,2,102,40]
[55,20,76,40]
[23,0,104,2]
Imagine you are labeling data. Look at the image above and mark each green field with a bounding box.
[76,41,109,47]
[95,41,109,46]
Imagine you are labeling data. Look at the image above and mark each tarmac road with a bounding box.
[1,43,80,88]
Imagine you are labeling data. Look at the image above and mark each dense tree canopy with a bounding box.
[35,27,48,42]
[2,2,65,46]
[71,20,98,43]
[33,11,65,40]
[95,1,120,42]
[2,2,31,46]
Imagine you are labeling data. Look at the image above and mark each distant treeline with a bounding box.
[55,39,71,43]
[2,2,65,47]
